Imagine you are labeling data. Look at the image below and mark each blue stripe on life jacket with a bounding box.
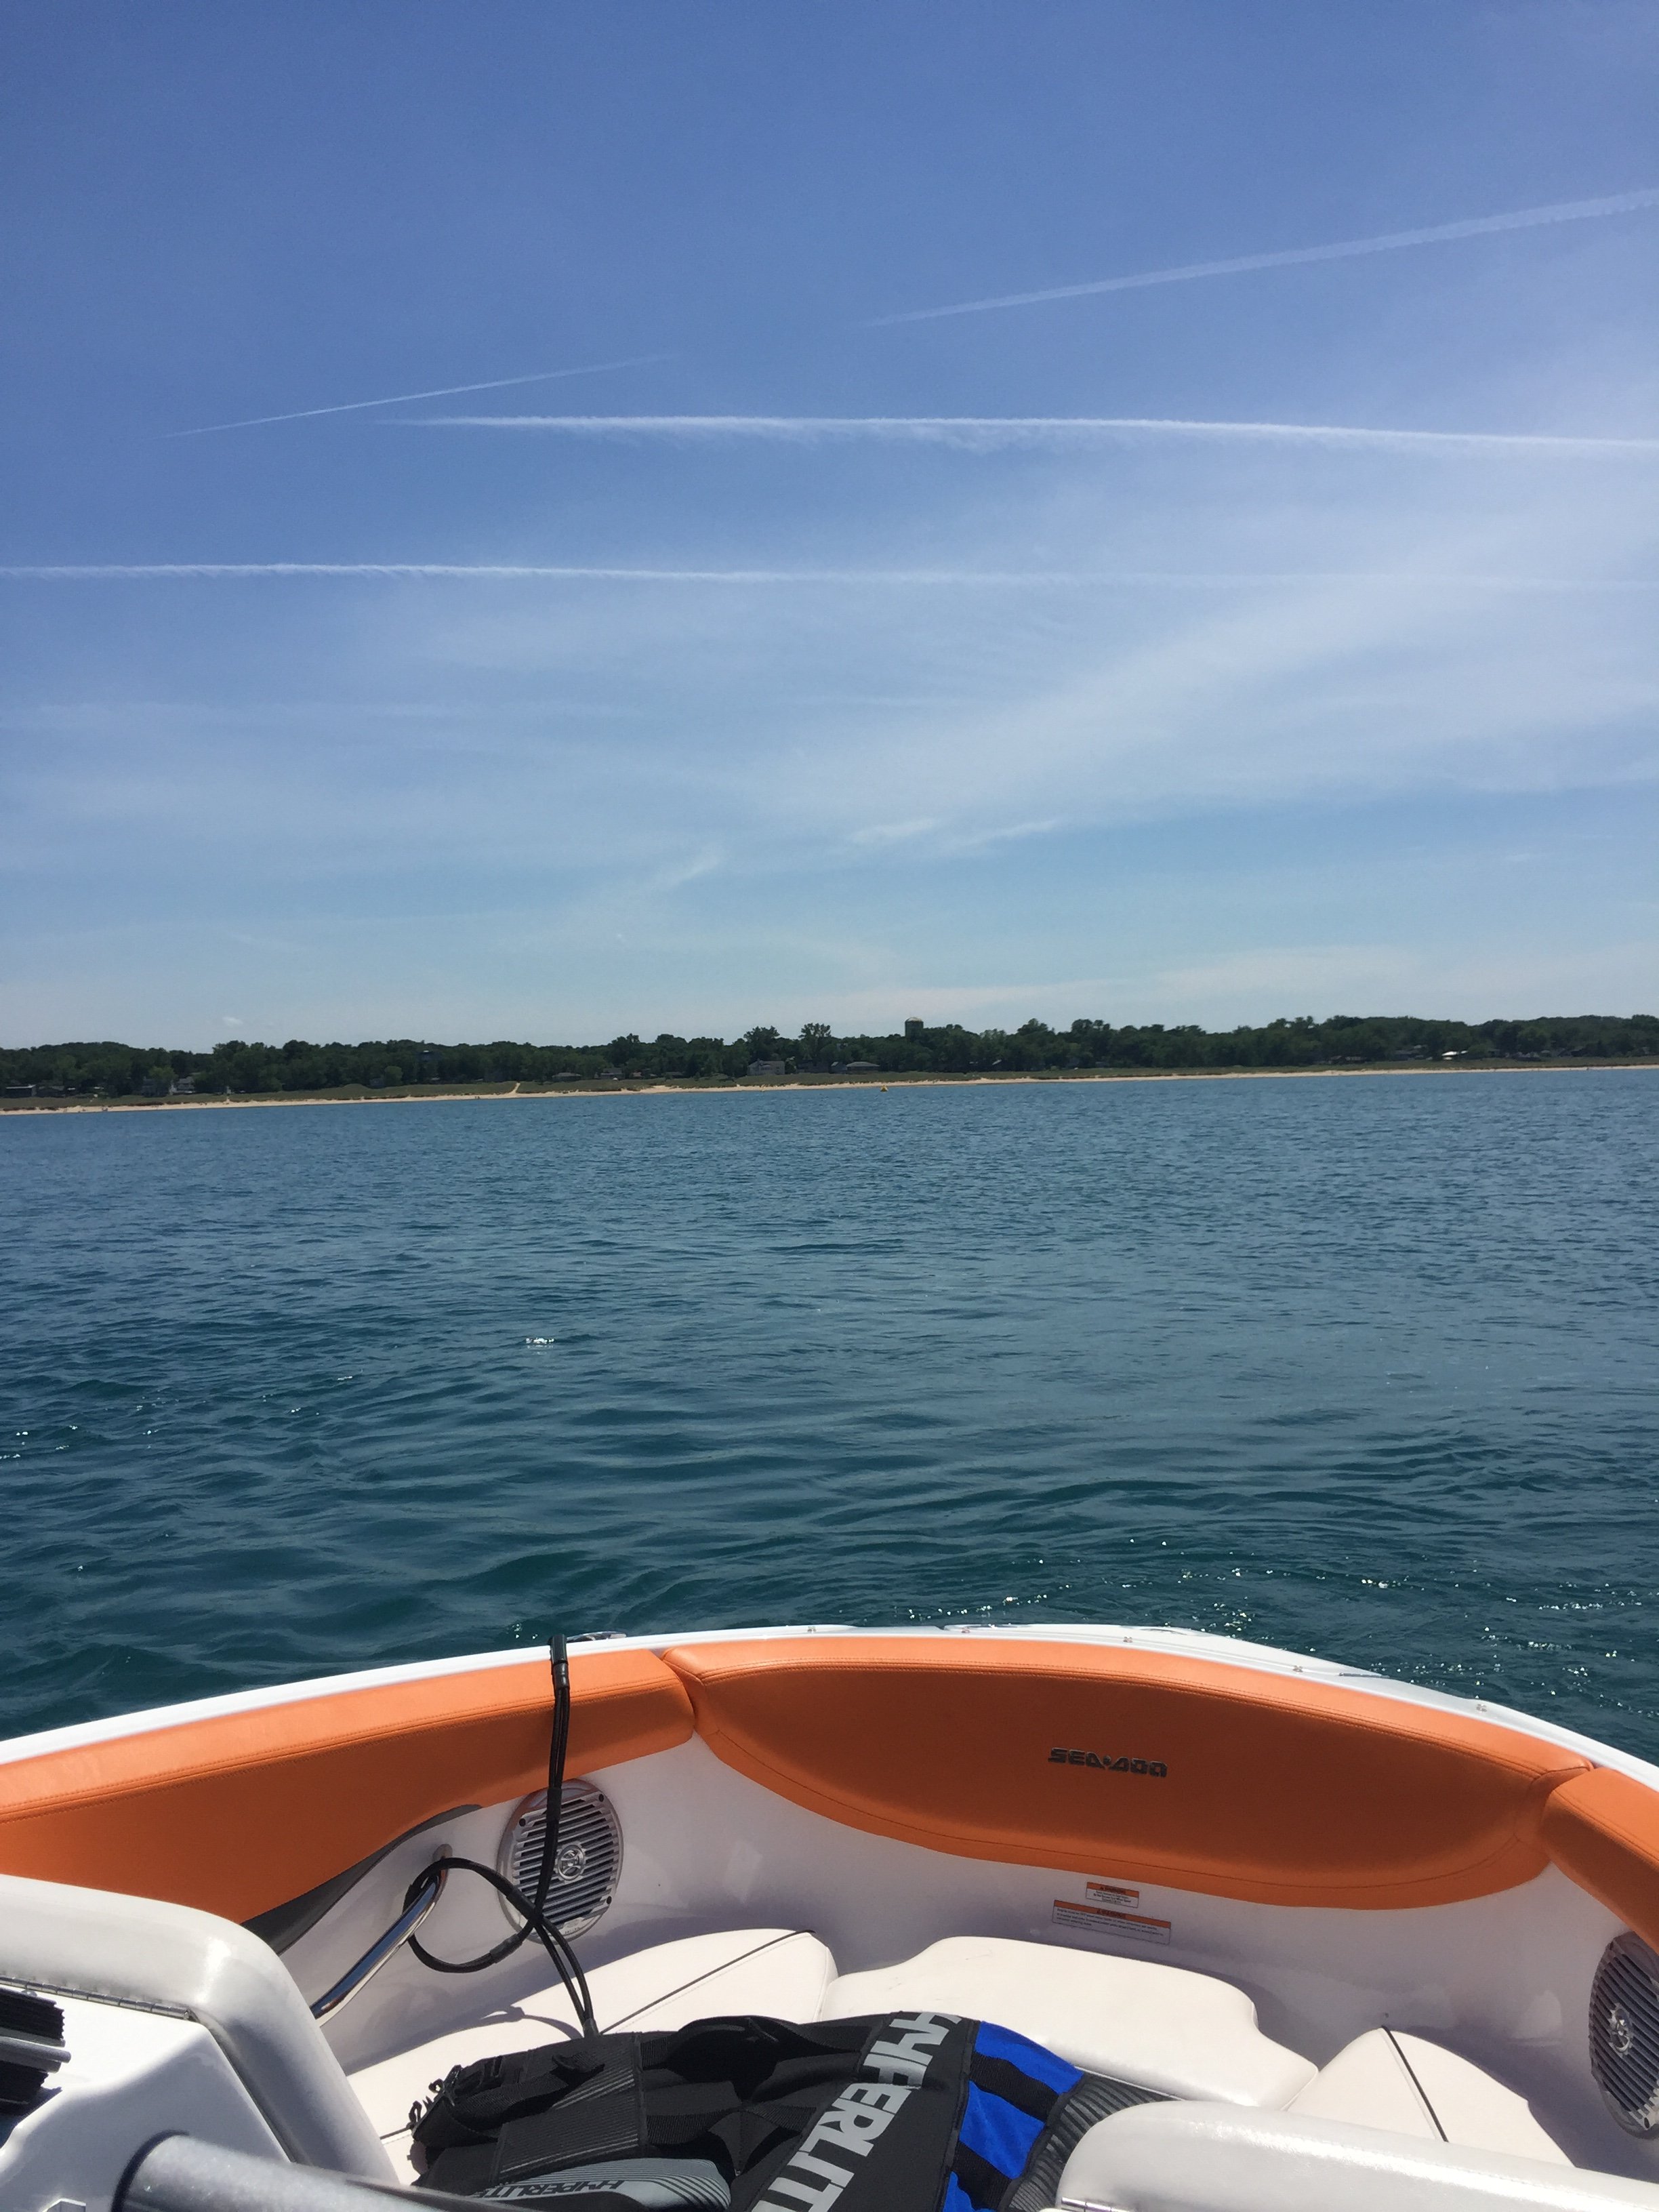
[943,2173,979,2212]
[958,2081,1045,2182]
[970,2022,1082,2099]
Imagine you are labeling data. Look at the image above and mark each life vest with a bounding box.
[411,2010,1160,2212]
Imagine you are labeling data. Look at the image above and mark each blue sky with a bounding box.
[3,2,1656,1047]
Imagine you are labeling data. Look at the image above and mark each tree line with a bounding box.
[3,1012,1656,1097]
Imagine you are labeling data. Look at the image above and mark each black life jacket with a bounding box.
[410,2010,1160,2212]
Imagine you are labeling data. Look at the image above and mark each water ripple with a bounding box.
[1,1072,1656,1750]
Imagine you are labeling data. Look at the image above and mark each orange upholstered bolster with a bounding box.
[0,1648,691,1921]
[1540,1767,1659,1952]
[666,1637,1589,1909]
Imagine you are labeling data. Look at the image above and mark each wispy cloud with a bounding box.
[165,354,670,437]
[819,940,1659,1033]
[11,362,1657,977]
[849,817,939,846]
[863,186,1659,325]
[398,413,1659,456]
[0,562,1026,582]
[5,562,1656,591]
[848,817,1065,857]
[652,846,725,892]
[1145,941,1659,1025]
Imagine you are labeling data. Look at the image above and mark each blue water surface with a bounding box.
[2,1072,1655,1750]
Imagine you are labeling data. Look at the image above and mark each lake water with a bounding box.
[3,1071,1656,1755]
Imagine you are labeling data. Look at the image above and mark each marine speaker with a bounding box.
[1591,1933,1659,2133]
[496,1778,622,1940]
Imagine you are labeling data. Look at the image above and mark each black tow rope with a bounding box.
[404,1632,599,2047]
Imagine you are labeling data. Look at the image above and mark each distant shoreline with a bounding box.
[3,1059,1654,1114]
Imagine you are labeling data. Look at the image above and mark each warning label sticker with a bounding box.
[1053,1897,1172,1946]
[1085,1880,1140,1910]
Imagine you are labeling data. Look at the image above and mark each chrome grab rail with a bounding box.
[308,1856,447,2023]
[117,2131,484,2211]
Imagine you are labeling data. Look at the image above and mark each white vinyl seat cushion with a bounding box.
[1287,2028,1568,2164]
[348,1927,836,2174]
[1055,2100,1659,2211]
[819,1936,1315,2107]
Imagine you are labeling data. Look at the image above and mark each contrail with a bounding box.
[862,186,1659,325]
[165,354,672,437]
[3,563,1654,591]
[398,413,1659,456]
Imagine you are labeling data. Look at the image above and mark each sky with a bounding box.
[2,2,1657,1048]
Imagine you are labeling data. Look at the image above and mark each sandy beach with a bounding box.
[3,1059,1652,1114]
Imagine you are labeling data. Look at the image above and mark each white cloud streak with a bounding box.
[165,354,672,437]
[863,186,1659,325]
[398,413,1659,456]
[3,563,1655,591]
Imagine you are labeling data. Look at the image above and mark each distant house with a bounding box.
[832,1061,880,1075]
[170,1077,197,1095]
[747,1057,787,1078]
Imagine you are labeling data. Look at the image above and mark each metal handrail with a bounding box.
[117,2132,485,2211]
[308,1857,447,2023]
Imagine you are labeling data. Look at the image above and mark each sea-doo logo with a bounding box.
[1050,1747,1167,1776]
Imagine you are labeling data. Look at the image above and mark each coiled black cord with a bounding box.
[404,1633,598,2045]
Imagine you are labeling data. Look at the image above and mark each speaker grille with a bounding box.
[1591,1933,1659,2134]
[496,1779,621,1940]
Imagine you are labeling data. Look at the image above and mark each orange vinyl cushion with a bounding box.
[664,1637,1592,1909]
[1540,1766,1659,1954]
[0,1648,691,1921]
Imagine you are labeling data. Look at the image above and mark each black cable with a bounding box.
[405,1633,598,2044]
[533,1630,570,1937]
[405,1635,567,1975]
[407,1854,595,2033]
